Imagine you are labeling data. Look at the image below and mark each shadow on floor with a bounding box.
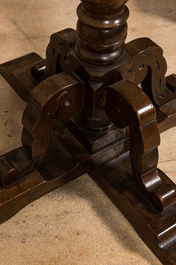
[132,0,176,22]
[54,174,161,264]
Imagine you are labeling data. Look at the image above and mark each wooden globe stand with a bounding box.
[1,0,176,264]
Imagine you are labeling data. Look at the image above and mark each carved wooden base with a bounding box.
[0,72,175,264]
[1,0,176,263]
[0,53,176,264]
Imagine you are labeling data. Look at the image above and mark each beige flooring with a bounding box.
[0,0,176,264]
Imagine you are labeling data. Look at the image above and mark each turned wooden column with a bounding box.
[76,0,129,66]
[74,0,129,131]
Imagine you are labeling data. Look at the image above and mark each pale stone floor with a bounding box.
[0,0,176,264]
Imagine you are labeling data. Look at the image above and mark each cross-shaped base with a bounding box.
[1,1,176,264]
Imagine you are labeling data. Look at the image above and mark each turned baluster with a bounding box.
[76,0,129,66]
[72,0,129,131]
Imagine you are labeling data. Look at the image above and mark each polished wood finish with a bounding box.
[1,0,176,264]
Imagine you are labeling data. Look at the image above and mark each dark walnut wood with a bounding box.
[1,0,176,264]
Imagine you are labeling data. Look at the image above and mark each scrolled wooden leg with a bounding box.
[122,38,176,106]
[106,80,176,212]
[45,28,77,77]
[0,72,85,187]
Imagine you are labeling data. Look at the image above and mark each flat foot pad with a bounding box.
[0,53,43,100]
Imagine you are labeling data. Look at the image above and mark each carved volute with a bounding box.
[76,0,129,66]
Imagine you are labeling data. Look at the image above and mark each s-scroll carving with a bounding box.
[106,80,176,212]
[46,28,77,77]
[0,72,85,186]
[122,38,176,106]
